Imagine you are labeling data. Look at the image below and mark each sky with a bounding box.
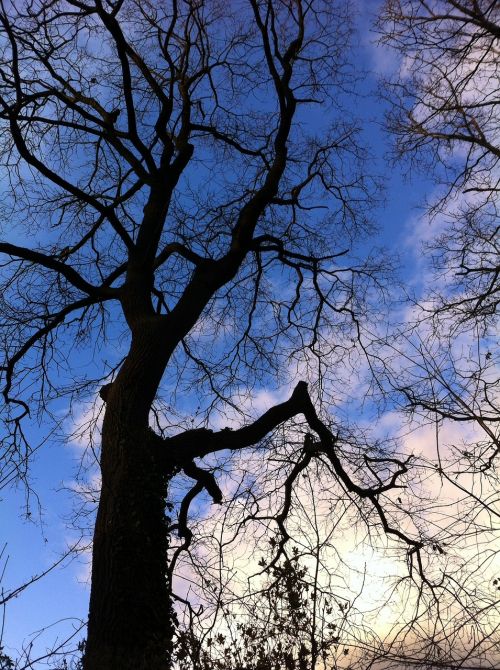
[0,0,427,656]
[0,1,497,668]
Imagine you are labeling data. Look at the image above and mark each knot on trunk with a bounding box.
[99,382,113,402]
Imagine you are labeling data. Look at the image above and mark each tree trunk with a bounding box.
[83,326,176,670]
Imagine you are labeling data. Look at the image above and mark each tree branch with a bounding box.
[0,242,118,298]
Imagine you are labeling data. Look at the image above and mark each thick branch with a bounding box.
[165,381,311,462]
[166,383,413,499]
[0,242,117,298]
[159,380,422,567]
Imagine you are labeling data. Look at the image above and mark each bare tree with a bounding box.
[0,1,423,669]
[378,0,500,326]
[377,0,499,461]
[167,407,500,670]
[171,453,382,670]
[375,6,500,665]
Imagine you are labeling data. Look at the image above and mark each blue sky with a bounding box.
[0,1,442,662]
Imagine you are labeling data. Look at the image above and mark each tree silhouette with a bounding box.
[379,0,500,325]
[375,5,500,667]
[0,1,415,668]
[6,1,498,669]
[378,0,499,479]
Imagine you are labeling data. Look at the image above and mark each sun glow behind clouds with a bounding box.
[166,399,500,668]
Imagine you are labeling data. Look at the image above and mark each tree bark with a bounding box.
[84,429,175,670]
[83,325,176,670]
[80,317,326,670]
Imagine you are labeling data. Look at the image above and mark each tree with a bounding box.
[170,459,393,670]
[0,648,14,670]
[0,1,417,669]
[374,5,500,665]
[377,0,499,461]
[378,0,500,325]
[175,555,347,670]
